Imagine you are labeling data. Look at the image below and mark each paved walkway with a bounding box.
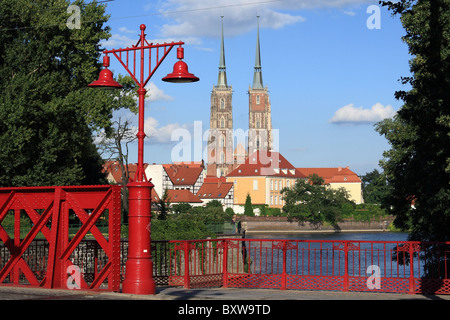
[0,285,449,300]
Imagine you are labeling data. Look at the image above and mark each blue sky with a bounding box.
[98,0,411,176]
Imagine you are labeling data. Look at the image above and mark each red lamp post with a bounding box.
[89,24,198,295]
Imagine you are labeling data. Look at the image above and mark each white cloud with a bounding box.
[329,103,396,124]
[343,10,357,16]
[156,0,305,39]
[150,0,376,38]
[101,33,136,48]
[143,117,189,144]
[145,82,174,102]
[118,27,136,34]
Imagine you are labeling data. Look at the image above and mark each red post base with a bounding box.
[122,180,156,295]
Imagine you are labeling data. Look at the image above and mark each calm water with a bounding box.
[244,232,416,278]
[247,231,409,242]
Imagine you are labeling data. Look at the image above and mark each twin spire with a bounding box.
[217,16,228,87]
[252,16,264,89]
[217,16,263,89]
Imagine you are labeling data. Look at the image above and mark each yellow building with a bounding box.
[226,151,306,208]
[297,167,364,204]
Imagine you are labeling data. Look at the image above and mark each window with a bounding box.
[270,195,273,205]
[220,135,225,147]
[270,180,273,191]
[279,180,282,190]
[256,95,260,105]
[220,98,225,109]
[220,118,225,128]
[287,180,290,188]
[253,179,258,190]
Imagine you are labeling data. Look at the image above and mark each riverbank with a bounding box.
[247,229,391,234]
[240,216,395,233]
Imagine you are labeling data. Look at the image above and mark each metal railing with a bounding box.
[2,238,450,294]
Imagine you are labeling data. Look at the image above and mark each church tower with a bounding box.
[207,17,234,177]
[248,16,272,156]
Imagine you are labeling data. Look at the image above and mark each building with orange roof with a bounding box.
[296,167,364,204]
[103,160,149,185]
[162,163,204,194]
[166,189,203,206]
[226,151,306,209]
[197,176,234,207]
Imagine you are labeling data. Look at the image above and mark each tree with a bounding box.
[244,193,254,216]
[96,76,138,219]
[308,173,325,185]
[376,0,450,242]
[282,179,354,228]
[361,169,392,204]
[171,203,192,215]
[0,0,134,187]
[155,189,171,220]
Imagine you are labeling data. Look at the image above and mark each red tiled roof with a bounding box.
[166,189,203,203]
[226,151,306,178]
[296,167,361,184]
[151,188,160,203]
[102,161,149,184]
[197,180,233,199]
[163,164,203,185]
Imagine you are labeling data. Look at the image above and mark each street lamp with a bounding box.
[89,24,198,295]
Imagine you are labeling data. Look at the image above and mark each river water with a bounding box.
[243,232,418,279]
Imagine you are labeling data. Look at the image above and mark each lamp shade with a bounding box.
[88,68,123,89]
[162,60,199,83]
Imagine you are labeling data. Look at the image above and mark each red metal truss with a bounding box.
[0,185,122,291]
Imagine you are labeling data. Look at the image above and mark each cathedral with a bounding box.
[207,17,273,177]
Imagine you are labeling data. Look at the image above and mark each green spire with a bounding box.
[217,16,228,87]
[252,16,263,89]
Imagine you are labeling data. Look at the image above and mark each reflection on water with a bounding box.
[247,231,409,242]
[243,232,417,279]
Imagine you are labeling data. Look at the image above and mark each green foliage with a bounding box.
[171,203,192,214]
[155,189,171,220]
[151,217,214,241]
[205,199,223,208]
[147,199,236,240]
[308,173,324,185]
[224,207,235,216]
[244,193,254,216]
[0,0,136,187]
[255,204,286,217]
[342,203,388,222]
[377,0,450,242]
[282,179,354,227]
[361,169,392,204]
[151,204,234,240]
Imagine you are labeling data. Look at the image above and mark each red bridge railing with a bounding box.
[3,237,450,294]
[145,238,450,295]
[1,184,449,295]
[0,185,122,291]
